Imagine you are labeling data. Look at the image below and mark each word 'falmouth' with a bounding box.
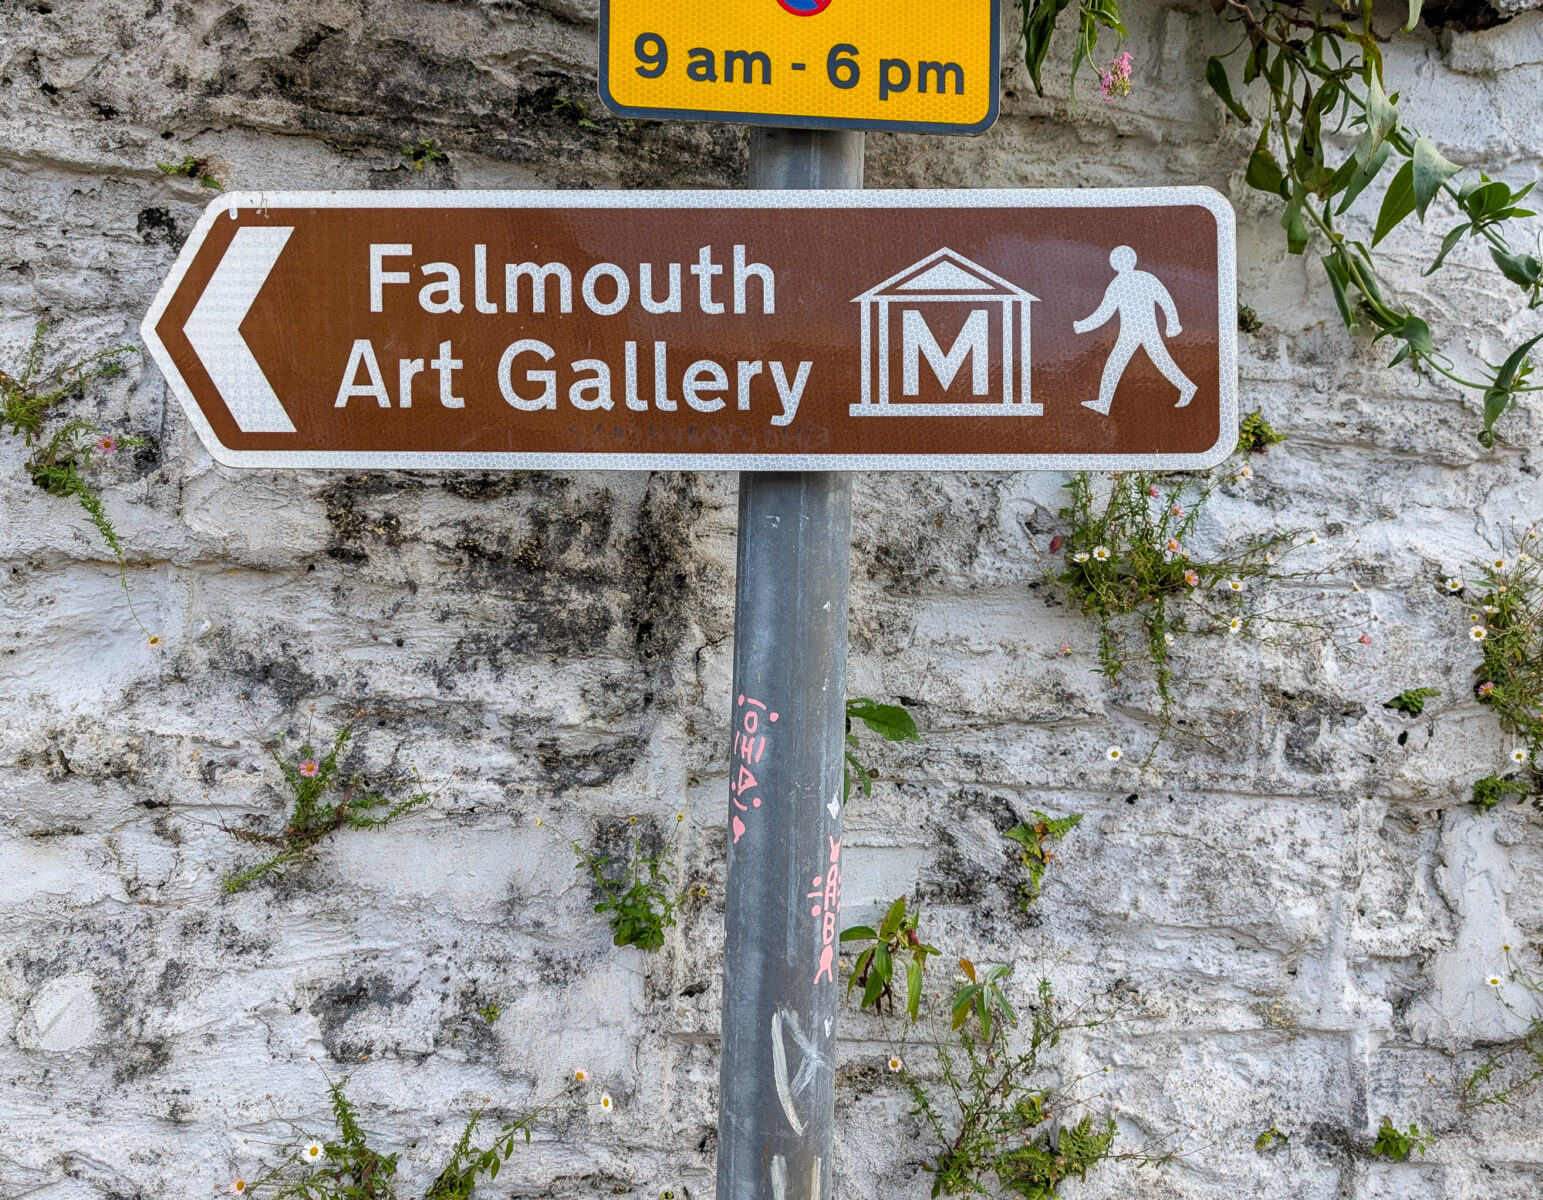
[335,243,811,426]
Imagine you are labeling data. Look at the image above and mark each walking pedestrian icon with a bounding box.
[1073,245,1197,415]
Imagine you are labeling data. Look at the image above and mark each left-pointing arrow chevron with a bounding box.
[182,226,296,434]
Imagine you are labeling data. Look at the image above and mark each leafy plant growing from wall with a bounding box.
[1021,0,1543,447]
[544,815,683,953]
[234,1072,596,1198]
[843,915,1190,1198]
[840,894,939,1021]
[1458,525,1542,810]
[1042,466,1351,737]
[1370,1117,1431,1162]
[1003,812,1084,908]
[1463,947,1543,1109]
[223,713,430,892]
[1,319,155,641]
[844,697,920,802]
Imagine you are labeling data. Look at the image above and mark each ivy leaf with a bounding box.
[1336,141,1392,215]
[1372,160,1416,246]
[1491,246,1543,290]
[1281,187,1311,255]
[1021,0,1075,97]
[1245,147,1289,200]
[1355,71,1397,168]
[1424,223,1471,276]
[1412,137,1462,220]
[1206,57,1252,123]
[1321,252,1359,334]
[846,698,919,742]
[1480,331,1543,446]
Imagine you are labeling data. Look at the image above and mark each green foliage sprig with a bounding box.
[1,319,154,641]
[1236,409,1283,455]
[223,711,430,892]
[1384,687,1439,718]
[156,154,222,189]
[1202,0,1543,447]
[1370,1116,1431,1162]
[1461,525,1543,809]
[401,139,446,170]
[1021,1,1543,446]
[548,815,682,953]
[844,697,920,802]
[840,894,939,1021]
[1003,812,1084,909]
[238,1074,590,1199]
[1463,947,1543,1109]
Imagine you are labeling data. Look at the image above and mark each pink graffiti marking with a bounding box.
[809,835,842,984]
[732,694,778,844]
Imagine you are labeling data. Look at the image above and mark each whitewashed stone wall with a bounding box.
[2,2,1542,1197]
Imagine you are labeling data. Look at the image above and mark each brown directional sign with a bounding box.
[142,190,1237,471]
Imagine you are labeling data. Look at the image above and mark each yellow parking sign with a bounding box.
[599,0,1000,135]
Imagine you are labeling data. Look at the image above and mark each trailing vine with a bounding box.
[1,319,156,642]
[1020,0,1543,447]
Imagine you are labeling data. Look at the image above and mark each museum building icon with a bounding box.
[850,248,1039,417]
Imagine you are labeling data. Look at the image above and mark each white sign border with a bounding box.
[141,187,1238,473]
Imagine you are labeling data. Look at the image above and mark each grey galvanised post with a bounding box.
[716,127,863,1200]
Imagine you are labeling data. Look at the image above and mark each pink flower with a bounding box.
[1171,504,1184,517]
[1166,537,1182,554]
[1147,484,1160,497]
[1478,682,1495,698]
[1059,642,1072,656]
[299,758,320,778]
[97,435,117,454]
[226,1183,248,1197]
[1359,633,1373,645]
[1183,569,1199,587]
[1098,51,1134,102]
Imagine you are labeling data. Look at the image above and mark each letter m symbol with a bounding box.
[901,308,989,396]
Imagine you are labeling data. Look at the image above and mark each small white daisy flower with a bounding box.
[888,1055,904,1073]
[1512,749,1528,765]
[1488,975,1504,988]
[1471,626,1488,642]
[599,1093,614,1113]
[1351,581,1362,593]
[302,1143,324,1163]
[1228,617,1243,634]
[1228,578,1245,593]
[1471,613,1482,623]
[1106,746,1123,762]
[1073,552,1090,563]
[1493,558,1508,572]
[574,1067,589,1083]
[1092,545,1111,562]
[1163,632,1174,646]
[1445,578,1463,592]
[1239,463,1254,478]
[1265,552,1276,565]
[227,1183,248,1197]
[1306,532,1321,544]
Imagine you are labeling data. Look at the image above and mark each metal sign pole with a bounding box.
[716,127,862,1200]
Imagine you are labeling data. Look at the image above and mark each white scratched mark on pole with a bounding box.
[771,1007,822,1136]
[770,1154,822,1200]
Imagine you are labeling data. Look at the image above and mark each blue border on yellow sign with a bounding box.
[596,0,1002,136]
